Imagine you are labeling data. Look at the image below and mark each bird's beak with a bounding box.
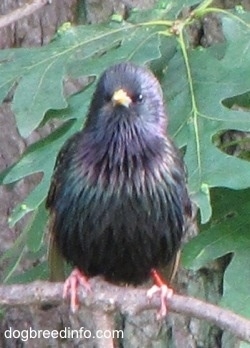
[112,89,132,108]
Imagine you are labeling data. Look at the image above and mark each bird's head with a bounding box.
[85,62,167,133]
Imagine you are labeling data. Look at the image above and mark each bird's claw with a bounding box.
[147,284,173,319]
[63,268,91,312]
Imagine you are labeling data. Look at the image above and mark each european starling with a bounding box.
[46,62,192,316]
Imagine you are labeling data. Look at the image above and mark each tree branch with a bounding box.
[0,279,249,343]
[0,0,51,29]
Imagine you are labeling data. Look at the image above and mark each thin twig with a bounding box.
[0,279,249,343]
[0,0,51,29]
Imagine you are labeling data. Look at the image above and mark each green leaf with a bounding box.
[7,261,49,284]
[182,188,250,318]
[1,229,48,284]
[26,201,48,253]
[240,342,250,348]
[129,0,200,22]
[163,13,250,222]
[0,22,162,138]
[67,26,162,77]
[12,55,67,137]
[164,0,202,18]
[3,119,77,224]
[2,83,95,221]
[0,224,28,283]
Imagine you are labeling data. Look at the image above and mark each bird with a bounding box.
[46,61,192,317]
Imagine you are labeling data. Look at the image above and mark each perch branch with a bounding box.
[0,0,51,29]
[0,278,249,343]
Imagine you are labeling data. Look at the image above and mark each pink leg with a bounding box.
[63,268,91,312]
[147,269,173,319]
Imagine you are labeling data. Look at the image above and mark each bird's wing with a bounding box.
[46,132,82,281]
[46,145,68,281]
[46,144,68,209]
[46,154,65,282]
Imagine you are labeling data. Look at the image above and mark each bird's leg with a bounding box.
[147,268,173,319]
[63,268,91,312]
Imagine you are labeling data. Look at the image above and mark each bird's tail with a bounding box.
[47,216,65,282]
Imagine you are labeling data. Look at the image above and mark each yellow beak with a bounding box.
[112,89,132,108]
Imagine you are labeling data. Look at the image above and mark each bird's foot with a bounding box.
[147,268,173,319]
[63,268,91,312]
[147,284,173,319]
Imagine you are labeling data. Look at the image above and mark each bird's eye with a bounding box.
[133,94,144,104]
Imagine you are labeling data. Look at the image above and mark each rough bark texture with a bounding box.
[0,0,248,347]
[0,0,77,48]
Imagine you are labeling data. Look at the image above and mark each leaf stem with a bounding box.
[138,20,173,27]
[178,27,201,182]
